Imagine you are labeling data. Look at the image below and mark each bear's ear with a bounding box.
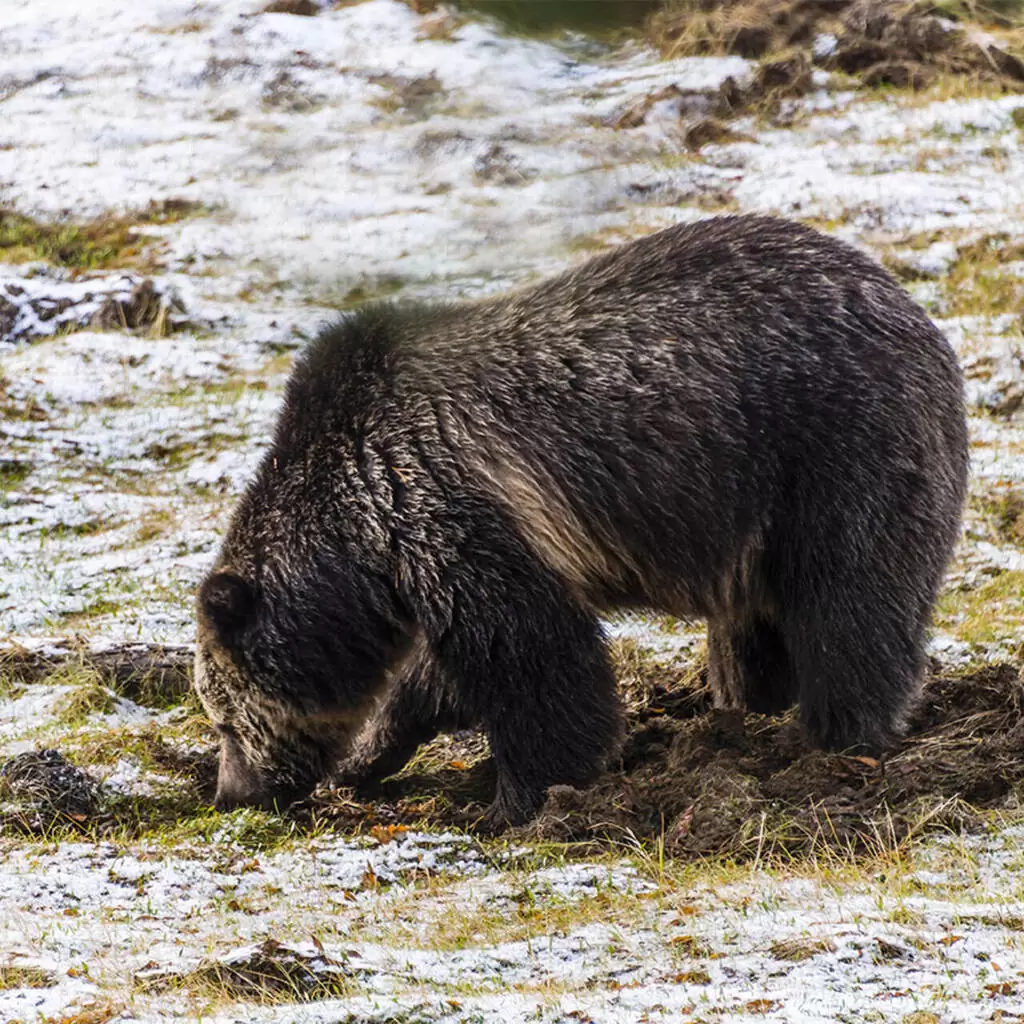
[200,572,255,640]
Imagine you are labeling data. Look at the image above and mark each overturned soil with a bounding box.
[4,645,1023,863]
[310,653,1024,863]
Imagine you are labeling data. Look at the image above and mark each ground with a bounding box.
[2,1,1024,1021]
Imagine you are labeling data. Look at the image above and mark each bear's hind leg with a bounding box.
[708,617,796,716]
[785,589,925,755]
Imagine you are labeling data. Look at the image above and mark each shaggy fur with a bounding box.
[193,214,969,829]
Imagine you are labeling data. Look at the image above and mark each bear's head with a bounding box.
[194,311,428,812]
[193,519,415,813]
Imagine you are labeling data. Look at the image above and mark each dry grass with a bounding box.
[353,874,653,952]
[52,676,118,726]
[936,569,1024,645]
[135,937,354,1004]
[971,485,1024,548]
[0,964,58,989]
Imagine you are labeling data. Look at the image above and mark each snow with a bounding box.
[2,829,1024,1022]
[1,1,1024,1020]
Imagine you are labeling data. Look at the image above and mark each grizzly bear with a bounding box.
[193,214,969,830]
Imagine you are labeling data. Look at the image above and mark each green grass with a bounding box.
[935,569,1024,645]
[0,199,207,271]
[0,459,31,492]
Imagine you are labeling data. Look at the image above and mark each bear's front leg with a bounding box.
[426,516,623,832]
[333,635,470,794]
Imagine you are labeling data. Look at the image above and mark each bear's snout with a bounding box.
[213,731,318,813]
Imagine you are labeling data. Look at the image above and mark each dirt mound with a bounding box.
[0,749,100,828]
[313,656,1024,863]
[647,0,1024,92]
[527,660,1024,860]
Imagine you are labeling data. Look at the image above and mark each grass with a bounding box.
[0,965,58,989]
[353,873,653,952]
[943,234,1024,317]
[935,569,1024,645]
[52,677,118,727]
[448,0,661,41]
[883,229,1024,316]
[313,274,407,310]
[39,1000,124,1024]
[134,508,178,544]
[970,485,1024,547]
[56,599,123,628]
[0,459,31,492]
[0,199,206,272]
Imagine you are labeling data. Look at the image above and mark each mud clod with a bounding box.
[0,749,99,822]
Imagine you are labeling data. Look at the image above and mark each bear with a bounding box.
[193,213,969,831]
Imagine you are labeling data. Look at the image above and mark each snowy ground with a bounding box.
[2,1,1024,1021]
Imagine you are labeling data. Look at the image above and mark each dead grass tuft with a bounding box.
[39,1000,124,1024]
[135,938,354,1003]
[972,484,1024,547]
[0,964,59,989]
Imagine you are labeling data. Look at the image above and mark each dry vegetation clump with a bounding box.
[646,0,1024,93]
[89,277,187,336]
[0,644,193,706]
[0,749,100,827]
[978,486,1024,546]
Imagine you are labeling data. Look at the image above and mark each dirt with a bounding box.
[305,653,1024,863]
[0,749,100,824]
